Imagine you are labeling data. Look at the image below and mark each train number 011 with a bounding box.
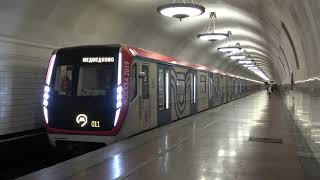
[91,121,100,128]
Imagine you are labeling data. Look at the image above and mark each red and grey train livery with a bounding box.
[42,44,263,145]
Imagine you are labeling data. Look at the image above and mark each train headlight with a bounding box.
[44,86,50,93]
[43,93,49,100]
[43,85,50,124]
[115,85,122,126]
[43,85,50,107]
[114,108,121,127]
[116,94,122,102]
[116,86,123,108]
[116,101,122,109]
[43,106,49,124]
[117,86,122,96]
[46,54,56,85]
[43,99,49,107]
[43,52,55,125]
[114,50,122,127]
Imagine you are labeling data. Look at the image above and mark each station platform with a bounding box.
[20,92,308,180]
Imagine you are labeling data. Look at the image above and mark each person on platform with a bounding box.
[267,84,271,98]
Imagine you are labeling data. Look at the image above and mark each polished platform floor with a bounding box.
[20,92,306,180]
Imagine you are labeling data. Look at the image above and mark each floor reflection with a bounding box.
[282,90,320,159]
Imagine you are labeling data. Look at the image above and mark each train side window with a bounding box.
[130,64,137,101]
[200,75,206,93]
[158,69,165,110]
[176,73,185,95]
[142,65,149,99]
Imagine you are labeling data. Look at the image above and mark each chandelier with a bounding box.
[238,59,254,64]
[157,0,205,21]
[238,57,254,64]
[243,64,256,67]
[197,12,229,41]
[218,40,241,53]
[248,67,259,70]
[229,50,248,60]
[242,58,269,80]
[229,54,247,60]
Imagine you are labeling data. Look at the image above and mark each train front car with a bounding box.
[43,45,132,145]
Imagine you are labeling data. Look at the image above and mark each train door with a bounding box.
[240,80,243,97]
[191,70,197,114]
[214,74,219,106]
[215,74,220,106]
[220,75,224,104]
[225,77,228,102]
[229,77,234,101]
[138,62,152,130]
[158,65,171,125]
[225,76,229,103]
[209,73,214,108]
[233,79,236,100]
[235,79,238,99]
[238,80,241,97]
[229,77,232,101]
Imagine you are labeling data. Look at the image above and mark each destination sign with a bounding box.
[82,57,115,63]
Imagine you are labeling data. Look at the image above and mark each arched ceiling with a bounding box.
[1,0,319,83]
[98,0,278,81]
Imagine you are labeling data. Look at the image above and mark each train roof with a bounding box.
[125,45,227,76]
[125,45,263,83]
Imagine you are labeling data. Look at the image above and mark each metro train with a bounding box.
[42,45,263,145]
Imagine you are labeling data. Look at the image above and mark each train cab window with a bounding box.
[200,75,206,93]
[54,65,73,96]
[142,65,149,99]
[177,73,185,95]
[77,65,114,96]
[158,69,165,110]
[130,64,137,101]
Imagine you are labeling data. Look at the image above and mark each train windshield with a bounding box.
[54,64,114,96]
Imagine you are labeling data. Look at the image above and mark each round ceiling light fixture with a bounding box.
[229,50,250,60]
[250,68,260,72]
[157,1,205,21]
[197,12,229,42]
[218,42,241,53]
[238,60,253,64]
[243,64,256,67]
[229,55,247,60]
[198,32,229,41]
[248,66,259,70]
